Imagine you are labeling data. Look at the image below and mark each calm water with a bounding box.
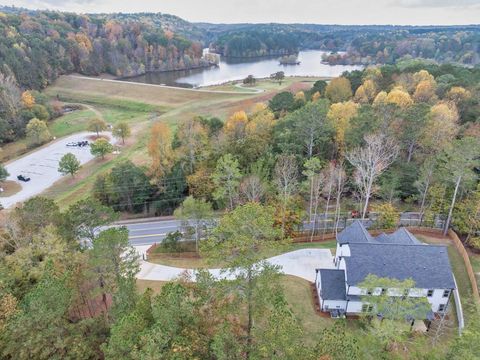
[123,50,363,88]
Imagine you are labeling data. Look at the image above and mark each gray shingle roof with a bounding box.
[337,220,374,245]
[320,269,346,300]
[345,243,456,290]
[375,228,422,245]
[338,221,424,246]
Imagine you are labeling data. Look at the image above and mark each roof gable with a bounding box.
[375,228,422,245]
[337,220,374,245]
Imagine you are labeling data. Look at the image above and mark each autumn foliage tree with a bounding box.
[148,122,174,181]
[325,77,353,103]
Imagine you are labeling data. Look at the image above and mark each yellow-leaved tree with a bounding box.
[325,77,353,103]
[148,122,174,181]
[354,79,377,104]
[386,87,413,108]
[327,101,358,156]
[20,91,35,109]
[421,102,459,153]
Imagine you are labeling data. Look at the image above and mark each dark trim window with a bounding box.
[427,289,434,297]
[403,289,410,297]
[367,290,372,295]
[362,304,373,313]
[438,304,445,312]
[381,288,387,295]
[443,290,450,298]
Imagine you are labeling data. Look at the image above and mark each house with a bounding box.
[315,221,456,318]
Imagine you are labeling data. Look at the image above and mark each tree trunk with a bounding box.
[443,175,461,236]
[334,171,343,235]
[362,178,373,220]
[419,176,431,224]
[322,178,333,240]
[195,222,199,253]
[308,178,314,222]
[246,267,253,360]
[407,142,415,163]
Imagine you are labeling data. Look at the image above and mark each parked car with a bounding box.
[66,141,89,147]
[17,174,31,182]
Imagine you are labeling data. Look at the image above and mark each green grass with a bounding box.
[147,239,336,268]
[48,109,96,138]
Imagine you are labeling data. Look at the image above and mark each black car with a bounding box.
[17,175,31,182]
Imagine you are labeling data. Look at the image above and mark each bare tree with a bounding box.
[321,162,336,238]
[309,172,324,241]
[333,163,346,234]
[239,174,265,203]
[274,154,298,238]
[415,158,436,224]
[346,133,399,219]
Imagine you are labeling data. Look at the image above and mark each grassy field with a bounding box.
[204,76,326,93]
[35,74,321,208]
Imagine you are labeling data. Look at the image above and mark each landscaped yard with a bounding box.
[147,239,337,268]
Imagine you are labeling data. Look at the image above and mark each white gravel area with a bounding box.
[1,131,114,209]
[136,248,335,282]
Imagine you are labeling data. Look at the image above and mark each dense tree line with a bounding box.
[211,29,301,57]
[322,28,480,66]
[0,7,206,90]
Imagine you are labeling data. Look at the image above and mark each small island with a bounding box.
[279,54,300,65]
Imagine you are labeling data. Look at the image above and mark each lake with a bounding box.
[123,50,363,88]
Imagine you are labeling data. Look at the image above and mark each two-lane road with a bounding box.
[123,212,428,247]
[124,219,183,246]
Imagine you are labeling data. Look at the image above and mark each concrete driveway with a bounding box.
[1,131,114,209]
[136,248,335,282]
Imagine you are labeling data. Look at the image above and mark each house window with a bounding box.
[403,289,410,297]
[367,290,373,295]
[438,304,445,312]
[427,289,434,297]
[381,288,387,295]
[362,304,373,313]
[443,290,450,298]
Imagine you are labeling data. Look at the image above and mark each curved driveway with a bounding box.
[136,248,334,282]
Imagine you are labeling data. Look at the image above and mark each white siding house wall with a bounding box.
[346,286,452,313]
[346,301,363,313]
[335,244,350,262]
[323,300,347,311]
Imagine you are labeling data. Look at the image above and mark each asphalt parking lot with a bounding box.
[1,132,113,209]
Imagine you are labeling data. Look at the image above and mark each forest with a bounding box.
[0,6,207,91]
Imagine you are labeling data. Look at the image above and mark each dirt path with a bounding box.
[64,102,103,120]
